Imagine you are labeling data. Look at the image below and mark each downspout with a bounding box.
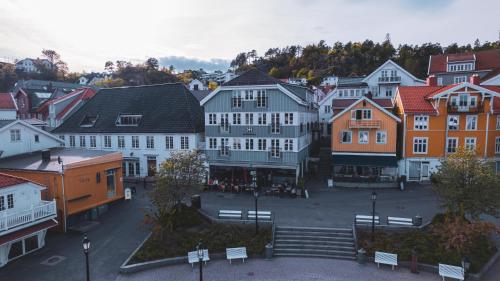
[484,111,490,158]
[402,113,407,177]
[61,164,67,233]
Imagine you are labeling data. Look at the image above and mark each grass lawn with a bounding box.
[131,206,272,264]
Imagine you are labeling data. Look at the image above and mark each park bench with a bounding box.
[218,210,242,220]
[247,211,272,221]
[438,263,464,281]
[387,216,413,226]
[226,247,248,264]
[187,249,210,268]
[375,251,398,270]
[355,215,380,225]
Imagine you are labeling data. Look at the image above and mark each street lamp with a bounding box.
[254,189,259,235]
[196,241,204,281]
[371,192,377,242]
[462,257,470,280]
[82,235,91,281]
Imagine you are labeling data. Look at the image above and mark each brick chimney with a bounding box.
[470,74,480,85]
[426,75,437,86]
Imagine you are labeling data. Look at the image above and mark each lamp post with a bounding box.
[254,189,259,235]
[82,235,91,281]
[462,257,470,280]
[371,192,377,242]
[196,241,203,281]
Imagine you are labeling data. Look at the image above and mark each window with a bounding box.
[284,113,294,125]
[80,115,98,127]
[89,136,97,148]
[69,135,76,147]
[256,90,267,107]
[232,113,241,125]
[453,76,467,83]
[131,136,139,148]
[245,113,253,125]
[466,115,477,130]
[448,116,459,130]
[106,169,116,197]
[245,139,254,150]
[118,136,125,148]
[34,135,39,142]
[414,115,429,130]
[79,136,86,147]
[116,114,142,126]
[351,109,372,120]
[146,136,155,149]
[104,136,112,148]
[165,136,173,149]
[284,139,293,151]
[437,77,443,86]
[448,63,473,72]
[324,106,331,113]
[232,91,242,108]
[385,89,393,97]
[208,113,217,125]
[341,131,352,143]
[208,138,217,149]
[258,139,267,151]
[258,113,267,125]
[358,131,369,144]
[10,129,20,142]
[220,138,229,155]
[376,131,387,144]
[469,96,477,107]
[7,194,13,209]
[0,195,4,211]
[447,138,458,153]
[497,115,500,130]
[244,90,254,100]
[271,139,280,157]
[271,113,280,133]
[59,135,65,141]
[413,137,428,154]
[496,137,500,154]
[465,138,476,151]
[233,138,241,150]
[181,136,189,149]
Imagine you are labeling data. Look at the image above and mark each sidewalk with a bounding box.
[115,257,441,281]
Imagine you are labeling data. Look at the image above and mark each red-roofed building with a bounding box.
[0,173,57,267]
[0,93,17,120]
[428,49,500,86]
[395,76,500,181]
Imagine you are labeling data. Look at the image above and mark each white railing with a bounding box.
[0,200,57,233]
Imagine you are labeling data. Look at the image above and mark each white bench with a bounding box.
[355,215,380,225]
[226,247,248,264]
[438,263,464,281]
[187,249,210,268]
[375,251,398,270]
[387,216,413,226]
[247,211,272,221]
[218,210,242,220]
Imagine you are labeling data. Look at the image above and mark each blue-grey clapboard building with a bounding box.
[200,68,318,184]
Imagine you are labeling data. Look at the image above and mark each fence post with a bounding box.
[31,204,35,221]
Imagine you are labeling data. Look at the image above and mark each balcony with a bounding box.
[348,119,382,129]
[378,76,401,83]
[0,200,57,235]
[447,103,483,113]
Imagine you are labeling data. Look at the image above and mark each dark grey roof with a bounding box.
[53,83,204,134]
[191,90,211,102]
[279,84,311,101]
[222,68,280,86]
[0,120,14,129]
[337,77,367,88]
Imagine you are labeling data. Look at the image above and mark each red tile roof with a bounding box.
[424,84,458,98]
[447,53,475,62]
[0,93,16,110]
[56,88,96,119]
[397,86,444,114]
[0,219,57,246]
[428,49,500,74]
[0,173,29,189]
[482,86,500,114]
[372,98,394,108]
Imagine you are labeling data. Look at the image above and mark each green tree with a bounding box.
[0,63,17,91]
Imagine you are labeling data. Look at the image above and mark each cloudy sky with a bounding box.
[0,0,498,72]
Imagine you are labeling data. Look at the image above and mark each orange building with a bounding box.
[395,76,500,182]
[330,96,401,187]
[0,148,124,232]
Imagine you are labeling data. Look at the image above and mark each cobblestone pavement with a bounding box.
[116,257,441,281]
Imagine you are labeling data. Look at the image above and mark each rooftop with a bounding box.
[429,49,500,74]
[0,93,16,110]
[0,173,29,189]
[222,68,280,86]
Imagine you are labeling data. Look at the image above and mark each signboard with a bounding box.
[124,188,132,200]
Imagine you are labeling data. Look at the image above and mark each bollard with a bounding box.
[265,243,273,260]
[357,248,366,265]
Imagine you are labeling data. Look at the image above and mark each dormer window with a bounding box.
[116,114,142,126]
[448,63,474,72]
[80,115,98,127]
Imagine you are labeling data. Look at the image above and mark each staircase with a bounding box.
[317,147,332,180]
[273,226,356,260]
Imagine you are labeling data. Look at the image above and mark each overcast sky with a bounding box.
[0,0,498,72]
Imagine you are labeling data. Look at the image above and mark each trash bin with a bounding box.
[265,243,273,260]
[191,195,201,209]
[357,248,366,265]
[413,215,422,226]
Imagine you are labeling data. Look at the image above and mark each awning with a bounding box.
[0,219,58,246]
[333,155,398,167]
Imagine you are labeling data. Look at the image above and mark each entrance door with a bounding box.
[408,161,421,181]
[147,157,157,177]
[421,162,430,181]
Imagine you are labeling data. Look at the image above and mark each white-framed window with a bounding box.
[258,113,267,125]
[69,135,76,147]
[10,129,20,142]
[165,136,173,149]
[447,138,458,153]
[232,91,242,108]
[146,136,155,149]
[271,139,280,157]
[104,136,112,148]
[256,90,267,107]
[324,105,331,113]
[244,90,254,101]
[245,113,253,125]
[358,131,369,144]
[414,115,429,130]
[116,114,142,126]
[469,96,477,107]
[118,136,125,148]
[341,131,352,143]
[131,136,139,149]
[465,138,476,151]
[59,135,65,141]
[7,194,13,209]
[258,139,267,151]
[466,115,477,130]
[208,138,217,149]
[437,77,443,86]
[0,195,4,211]
[453,76,467,83]
[351,109,372,120]
[181,136,189,150]
[496,115,500,130]
[448,63,473,72]
[284,139,293,151]
[376,131,387,144]
[271,113,280,133]
[89,136,97,148]
[284,113,294,125]
[79,136,86,147]
[495,137,500,154]
[232,113,241,125]
[448,115,459,130]
[233,138,241,150]
[245,138,254,150]
[413,137,428,154]
[208,113,217,125]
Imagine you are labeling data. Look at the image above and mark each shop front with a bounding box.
[332,154,398,187]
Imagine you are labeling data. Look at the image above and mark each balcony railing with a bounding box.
[378,76,401,83]
[0,200,57,234]
[447,103,483,113]
[348,119,382,129]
